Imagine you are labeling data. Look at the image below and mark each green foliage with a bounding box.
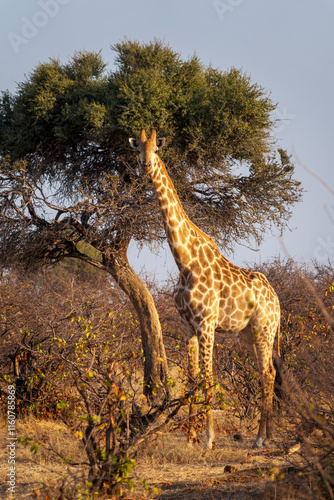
[1,51,108,157]
[109,40,275,164]
[1,40,276,168]
[18,436,40,454]
[0,39,302,250]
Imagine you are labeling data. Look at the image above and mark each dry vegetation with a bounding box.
[0,258,333,499]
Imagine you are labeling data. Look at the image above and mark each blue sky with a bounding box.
[1,0,333,281]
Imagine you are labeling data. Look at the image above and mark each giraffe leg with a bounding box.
[198,329,215,450]
[187,335,199,407]
[253,344,276,448]
[205,374,214,450]
[186,335,199,444]
[264,356,276,442]
[240,324,276,448]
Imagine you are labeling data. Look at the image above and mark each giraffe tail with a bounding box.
[276,316,281,358]
[273,317,285,403]
[273,317,282,372]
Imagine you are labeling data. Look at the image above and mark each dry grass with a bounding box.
[0,410,307,500]
[0,415,83,499]
[135,411,305,500]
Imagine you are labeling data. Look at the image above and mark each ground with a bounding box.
[0,412,305,500]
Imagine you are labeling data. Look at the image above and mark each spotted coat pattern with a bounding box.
[129,129,281,449]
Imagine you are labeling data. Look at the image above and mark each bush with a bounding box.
[1,259,333,497]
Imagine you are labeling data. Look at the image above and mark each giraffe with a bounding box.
[129,128,281,449]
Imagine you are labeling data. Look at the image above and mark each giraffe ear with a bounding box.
[129,138,139,150]
[156,138,165,150]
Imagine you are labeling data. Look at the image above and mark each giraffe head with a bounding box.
[129,128,165,172]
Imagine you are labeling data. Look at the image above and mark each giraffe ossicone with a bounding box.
[129,128,281,450]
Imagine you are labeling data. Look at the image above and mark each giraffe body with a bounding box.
[129,129,280,449]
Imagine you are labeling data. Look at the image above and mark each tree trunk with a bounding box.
[103,238,169,400]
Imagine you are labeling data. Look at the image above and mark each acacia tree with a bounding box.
[0,40,302,397]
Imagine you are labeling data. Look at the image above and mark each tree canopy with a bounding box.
[0,39,302,252]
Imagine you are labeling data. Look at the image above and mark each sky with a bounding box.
[1,0,333,282]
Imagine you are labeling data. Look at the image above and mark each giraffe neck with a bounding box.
[150,156,196,271]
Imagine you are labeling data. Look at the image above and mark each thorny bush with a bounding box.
[0,267,196,496]
[155,258,334,499]
[0,267,144,417]
[1,258,334,497]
